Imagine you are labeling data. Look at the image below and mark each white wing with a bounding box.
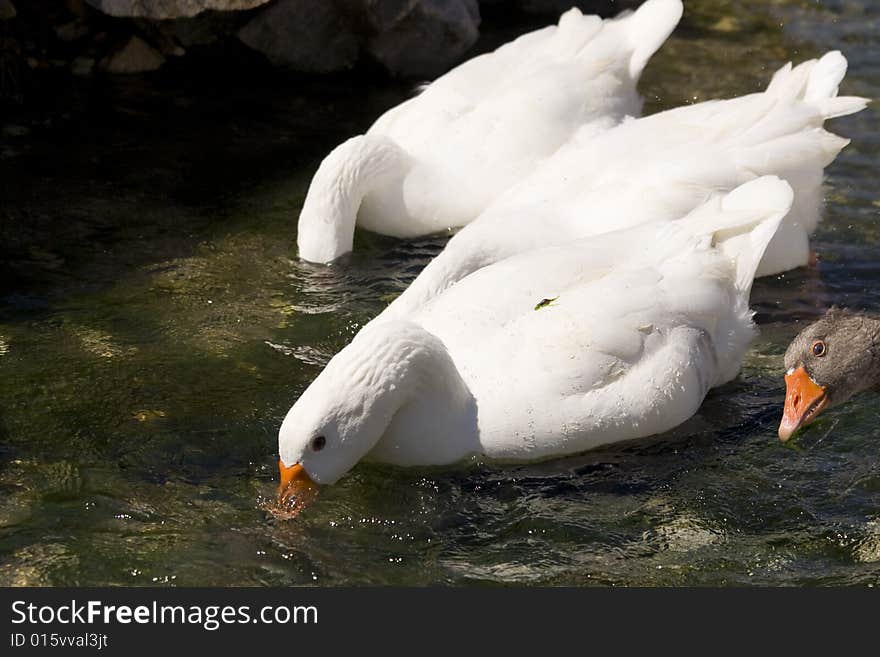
[381,52,866,318]
[363,0,683,228]
[412,178,793,460]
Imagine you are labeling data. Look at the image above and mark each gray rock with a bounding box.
[238,0,360,73]
[137,21,188,56]
[99,36,166,73]
[173,10,242,47]
[0,0,15,21]
[516,1,643,16]
[85,0,270,20]
[366,0,480,78]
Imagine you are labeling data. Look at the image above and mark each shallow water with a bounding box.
[1,0,879,586]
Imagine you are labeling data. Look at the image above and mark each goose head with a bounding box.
[779,308,880,441]
[277,320,471,503]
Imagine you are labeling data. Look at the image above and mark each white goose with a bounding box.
[296,0,684,263]
[278,177,792,491]
[379,51,867,322]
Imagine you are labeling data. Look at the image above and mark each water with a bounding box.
[1,0,879,586]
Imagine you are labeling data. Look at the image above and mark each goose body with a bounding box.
[380,51,867,322]
[279,178,792,486]
[296,0,683,263]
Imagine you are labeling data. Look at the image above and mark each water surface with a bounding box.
[1,0,879,586]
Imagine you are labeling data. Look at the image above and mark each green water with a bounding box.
[1,0,879,586]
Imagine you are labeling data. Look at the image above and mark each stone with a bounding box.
[85,0,270,20]
[238,0,360,73]
[366,0,481,78]
[64,1,90,18]
[172,10,242,47]
[55,20,91,42]
[71,56,95,76]
[99,36,166,73]
[0,0,15,21]
[138,21,187,56]
[710,16,742,33]
[517,1,642,16]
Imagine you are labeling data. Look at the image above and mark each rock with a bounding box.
[238,0,360,73]
[168,11,242,48]
[55,20,91,42]
[85,0,270,20]
[64,1,90,18]
[366,0,480,78]
[137,20,187,57]
[164,43,186,57]
[516,1,642,16]
[173,19,219,47]
[0,0,15,21]
[71,56,95,76]
[173,10,242,47]
[710,16,742,33]
[99,36,166,73]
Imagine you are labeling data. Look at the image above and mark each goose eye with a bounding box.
[812,340,827,357]
[311,435,326,452]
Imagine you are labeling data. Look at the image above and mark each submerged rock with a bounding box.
[238,0,360,73]
[99,35,166,73]
[366,0,480,78]
[55,19,91,42]
[85,0,270,19]
[71,55,95,76]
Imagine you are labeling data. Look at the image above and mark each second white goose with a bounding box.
[296,0,684,263]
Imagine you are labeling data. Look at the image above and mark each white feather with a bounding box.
[279,179,792,482]
[295,0,683,262]
[380,51,867,320]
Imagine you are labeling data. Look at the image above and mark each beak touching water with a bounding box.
[778,367,828,442]
[276,460,319,514]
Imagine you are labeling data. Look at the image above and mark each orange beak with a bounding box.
[778,366,828,442]
[277,460,318,508]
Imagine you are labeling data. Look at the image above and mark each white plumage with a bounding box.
[279,178,792,484]
[379,51,867,322]
[296,0,683,263]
